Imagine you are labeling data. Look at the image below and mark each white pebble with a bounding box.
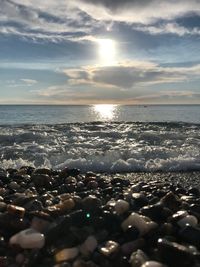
[141,261,166,267]
[10,228,45,249]
[114,199,129,215]
[55,247,79,263]
[178,215,198,228]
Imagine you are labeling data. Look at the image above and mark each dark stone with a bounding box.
[131,193,148,209]
[31,174,52,188]
[179,225,200,248]
[140,203,163,221]
[158,238,196,267]
[82,195,102,213]
[188,187,200,196]
[101,210,122,233]
[111,178,124,186]
[124,225,140,242]
[33,168,52,176]
[59,168,80,178]
[161,192,181,212]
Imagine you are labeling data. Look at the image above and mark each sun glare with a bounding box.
[93,104,117,120]
[97,39,116,66]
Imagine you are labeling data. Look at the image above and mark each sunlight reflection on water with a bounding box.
[92,104,118,120]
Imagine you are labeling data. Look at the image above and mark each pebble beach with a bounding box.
[0,167,200,267]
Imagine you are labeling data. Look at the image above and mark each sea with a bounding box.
[0,104,200,173]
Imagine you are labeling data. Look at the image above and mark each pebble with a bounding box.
[130,249,148,267]
[177,215,198,228]
[55,247,79,263]
[114,199,130,215]
[157,238,197,266]
[80,235,98,255]
[179,225,200,247]
[9,228,45,249]
[141,261,166,267]
[121,212,157,235]
[99,240,120,257]
[0,167,198,267]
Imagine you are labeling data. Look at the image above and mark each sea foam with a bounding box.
[0,122,200,172]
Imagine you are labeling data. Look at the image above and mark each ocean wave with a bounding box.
[0,122,200,172]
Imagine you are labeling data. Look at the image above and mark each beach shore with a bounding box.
[0,167,199,267]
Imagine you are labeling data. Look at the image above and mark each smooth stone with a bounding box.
[124,225,140,241]
[157,238,196,266]
[141,261,166,267]
[121,239,145,256]
[179,225,200,247]
[65,176,77,184]
[131,193,148,208]
[59,168,80,178]
[31,216,51,233]
[55,247,79,263]
[130,184,141,193]
[180,195,196,203]
[140,203,163,221]
[31,174,51,188]
[33,168,51,175]
[130,249,148,267]
[80,235,98,255]
[15,253,25,265]
[177,215,198,228]
[114,199,130,215]
[87,181,99,189]
[111,178,124,186]
[24,199,43,211]
[101,210,122,232]
[47,198,75,215]
[9,181,20,190]
[171,210,188,221]
[82,195,101,213]
[0,202,7,212]
[99,240,120,257]
[188,187,200,196]
[121,212,157,235]
[7,204,25,218]
[161,192,181,211]
[59,193,71,201]
[73,259,98,267]
[10,228,45,249]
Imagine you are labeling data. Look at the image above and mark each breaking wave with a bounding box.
[0,122,200,172]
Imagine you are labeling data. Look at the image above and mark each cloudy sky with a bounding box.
[0,0,200,104]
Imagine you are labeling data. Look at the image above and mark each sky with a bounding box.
[0,0,200,104]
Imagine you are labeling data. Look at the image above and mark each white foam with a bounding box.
[0,122,200,172]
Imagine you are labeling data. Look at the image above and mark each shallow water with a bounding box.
[0,121,200,172]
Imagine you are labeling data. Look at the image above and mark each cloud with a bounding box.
[0,0,101,42]
[74,0,200,24]
[20,78,37,86]
[134,22,200,36]
[31,60,200,104]
[1,0,200,42]
[63,61,200,89]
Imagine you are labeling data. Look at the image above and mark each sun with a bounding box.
[97,39,116,66]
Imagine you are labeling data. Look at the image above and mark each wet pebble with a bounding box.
[10,228,45,249]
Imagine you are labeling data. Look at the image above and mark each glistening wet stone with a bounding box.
[0,167,199,267]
